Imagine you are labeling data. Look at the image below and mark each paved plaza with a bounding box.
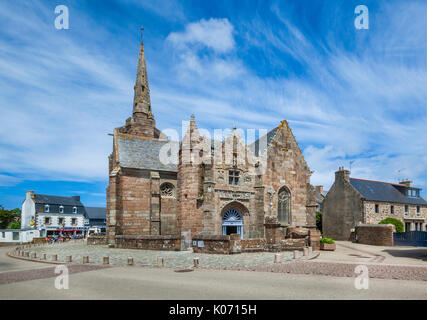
[17,241,298,269]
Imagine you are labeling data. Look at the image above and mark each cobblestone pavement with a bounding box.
[18,242,296,269]
[247,261,427,281]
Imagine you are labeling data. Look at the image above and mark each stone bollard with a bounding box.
[83,256,89,264]
[194,257,200,268]
[274,253,281,263]
[303,247,309,256]
[52,254,57,261]
[103,256,109,265]
[308,246,313,255]
[66,255,72,263]
[41,253,46,260]
[293,250,300,259]
[157,257,164,267]
[31,252,37,259]
[128,257,134,266]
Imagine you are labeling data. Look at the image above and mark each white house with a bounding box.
[0,228,40,243]
[21,191,87,237]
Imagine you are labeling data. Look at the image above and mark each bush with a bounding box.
[320,237,335,244]
[7,221,20,229]
[379,217,404,233]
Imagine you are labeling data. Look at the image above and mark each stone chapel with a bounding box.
[106,40,318,248]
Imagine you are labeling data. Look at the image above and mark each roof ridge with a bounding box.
[350,177,406,186]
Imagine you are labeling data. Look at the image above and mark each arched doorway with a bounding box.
[222,208,243,238]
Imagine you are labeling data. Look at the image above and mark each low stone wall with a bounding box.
[115,235,180,251]
[32,237,48,245]
[87,236,108,246]
[192,234,234,254]
[355,224,394,246]
[240,238,266,252]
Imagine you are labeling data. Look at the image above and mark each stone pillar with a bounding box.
[128,257,134,266]
[193,257,200,268]
[157,256,164,267]
[107,172,120,246]
[274,254,281,263]
[264,216,282,245]
[309,229,321,251]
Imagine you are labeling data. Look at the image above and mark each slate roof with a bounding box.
[85,207,106,220]
[349,178,427,205]
[117,135,179,172]
[34,194,84,206]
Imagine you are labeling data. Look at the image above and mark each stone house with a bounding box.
[323,168,427,240]
[106,40,318,248]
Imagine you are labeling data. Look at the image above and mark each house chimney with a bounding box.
[26,190,34,199]
[315,185,324,195]
[72,195,80,202]
[335,167,350,182]
[399,179,413,188]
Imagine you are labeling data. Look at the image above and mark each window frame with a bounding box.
[375,204,379,214]
[404,205,409,215]
[44,204,49,213]
[59,205,64,214]
[72,206,77,214]
[228,170,240,186]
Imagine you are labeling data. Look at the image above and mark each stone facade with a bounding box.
[106,40,318,250]
[323,168,427,241]
[322,169,363,240]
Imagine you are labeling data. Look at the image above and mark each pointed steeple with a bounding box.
[133,39,153,120]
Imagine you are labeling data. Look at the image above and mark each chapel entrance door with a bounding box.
[222,208,243,239]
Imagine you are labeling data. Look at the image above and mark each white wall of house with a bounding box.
[21,191,36,229]
[37,214,85,229]
[0,229,40,243]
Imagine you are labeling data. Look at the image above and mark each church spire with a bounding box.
[133,37,153,120]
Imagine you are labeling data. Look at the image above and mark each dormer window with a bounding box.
[72,207,77,214]
[407,189,419,198]
[59,206,64,214]
[44,204,49,213]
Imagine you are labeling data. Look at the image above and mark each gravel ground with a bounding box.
[247,261,427,281]
[14,242,297,269]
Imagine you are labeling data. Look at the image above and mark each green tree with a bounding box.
[0,206,21,229]
[7,221,21,229]
[316,211,322,232]
[379,217,404,233]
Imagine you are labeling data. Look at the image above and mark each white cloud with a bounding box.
[167,18,235,53]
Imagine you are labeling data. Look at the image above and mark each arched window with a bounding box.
[160,183,175,198]
[278,186,291,224]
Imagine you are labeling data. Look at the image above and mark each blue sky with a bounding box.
[0,0,426,209]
